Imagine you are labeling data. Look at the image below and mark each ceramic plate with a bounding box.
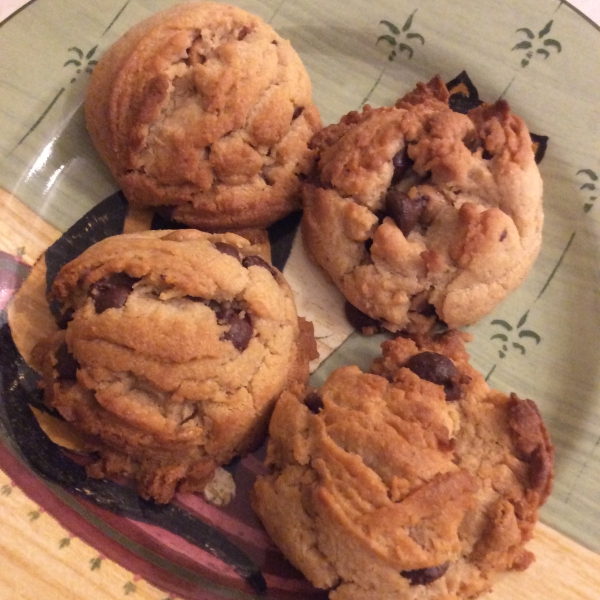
[0,1,599,598]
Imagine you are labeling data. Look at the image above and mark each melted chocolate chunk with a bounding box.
[214,242,241,261]
[385,190,427,237]
[344,301,382,334]
[304,391,324,414]
[238,26,250,40]
[216,307,253,352]
[292,106,304,120]
[391,147,414,183]
[405,351,461,401]
[55,343,79,381]
[242,255,278,278]
[91,273,139,314]
[400,562,449,586]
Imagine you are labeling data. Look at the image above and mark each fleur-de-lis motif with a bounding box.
[58,536,71,549]
[512,20,562,68]
[577,169,598,213]
[28,509,42,521]
[490,311,541,359]
[377,10,425,61]
[0,483,13,496]
[64,45,98,83]
[15,43,101,148]
[90,556,103,570]
[123,581,137,595]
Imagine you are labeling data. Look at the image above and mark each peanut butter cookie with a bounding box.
[35,229,311,502]
[302,77,543,332]
[253,331,553,600]
[85,1,321,230]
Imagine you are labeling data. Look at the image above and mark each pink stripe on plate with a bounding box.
[176,492,276,551]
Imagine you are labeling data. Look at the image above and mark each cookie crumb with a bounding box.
[203,467,236,507]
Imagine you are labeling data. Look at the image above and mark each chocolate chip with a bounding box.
[400,563,449,586]
[304,391,324,414]
[405,351,458,384]
[56,307,74,329]
[217,307,253,351]
[482,149,493,160]
[224,315,253,351]
[292,106,304,120]
[214,242,241,261]
[405,352,461,401]
[238,26,250,40]
[391,147,414,183]
[91,273,139,314]
[242,255,278,278]
[385,190,427,237]
[344,301,382,334]
[499,230,507,242]
[55,343,79,381]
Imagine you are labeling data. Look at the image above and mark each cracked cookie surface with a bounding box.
[252,331,553,600]
[85,1,322,230]
[35,229,311,502]
[302,77,543,332]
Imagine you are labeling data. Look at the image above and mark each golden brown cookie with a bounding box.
[253,330,553,600]
[85,1,322,230]
[35,229,311,503]
[302,77,543,332]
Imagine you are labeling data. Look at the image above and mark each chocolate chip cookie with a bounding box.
[253,330,553,600]
[302,77,543,332]
[85,1,322,230]
[35,229,312,503]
